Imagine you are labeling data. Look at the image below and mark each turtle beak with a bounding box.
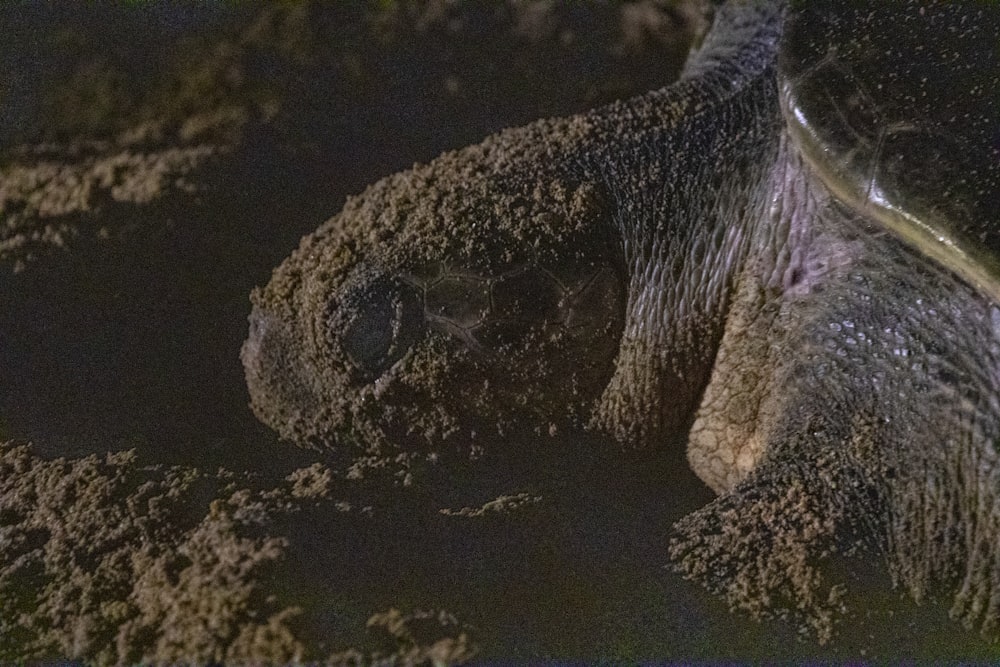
[241,302,324,437]
[241,306,277,392]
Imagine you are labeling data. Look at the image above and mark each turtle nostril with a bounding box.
[242,307,276,379]
[339,280,424,377]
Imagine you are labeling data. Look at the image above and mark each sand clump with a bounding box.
[0,440,304,664]
[0,441,477,665]
[0,139,220,272]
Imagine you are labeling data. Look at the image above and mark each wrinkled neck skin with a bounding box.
[571,1,786,447]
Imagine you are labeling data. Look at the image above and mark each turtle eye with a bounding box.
[340,279,424,378]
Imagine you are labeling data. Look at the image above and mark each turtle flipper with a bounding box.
[669,464,851,643]
[948,514,1000,639]
[881,434,1000,641]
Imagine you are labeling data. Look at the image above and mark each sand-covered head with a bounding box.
[242,118,626,457]
[241,1,786,459]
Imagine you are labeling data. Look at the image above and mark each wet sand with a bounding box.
[1,2,998,663]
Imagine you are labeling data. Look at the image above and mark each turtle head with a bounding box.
[242,131,625,457]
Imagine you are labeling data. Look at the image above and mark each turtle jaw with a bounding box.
[242,297,331,445]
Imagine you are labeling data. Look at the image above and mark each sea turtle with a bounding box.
[241,0,1000,641]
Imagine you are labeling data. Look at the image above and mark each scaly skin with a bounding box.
[243,1,1000,642]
